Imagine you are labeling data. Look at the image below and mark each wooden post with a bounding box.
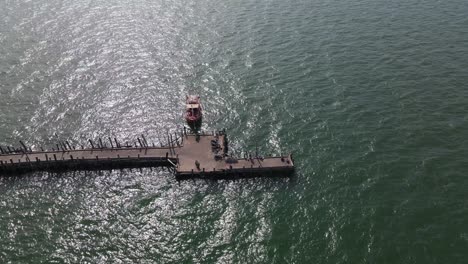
[141,135,148,147]
[89,140,95,149]
[99,138,104,149]
[19,141,28,152]
[166,131,170,149]
[53,154,57,161]
[137,138,143,148]
[66,141,72,150]
[0,146,4,154]
[169,134,173,155]
[114,138,120,148]
[109,137,114,148]
[175,132,180,147]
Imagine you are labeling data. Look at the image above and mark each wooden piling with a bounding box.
[175,132,180,147]
[89,140,95,149]
[169,134,173,155]
[141,135,148,147]
[66,141,72,150]
[60,142,67,151]
[19,141,28,152]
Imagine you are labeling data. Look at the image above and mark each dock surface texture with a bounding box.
[0,131,294,179]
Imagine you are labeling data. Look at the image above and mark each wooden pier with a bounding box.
[0,130,294,179]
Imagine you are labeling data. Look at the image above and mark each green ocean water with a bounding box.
[1,0,468,262]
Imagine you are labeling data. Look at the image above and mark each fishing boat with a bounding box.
[185,95,202,126]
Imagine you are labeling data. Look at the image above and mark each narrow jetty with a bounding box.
[0,130,294,179]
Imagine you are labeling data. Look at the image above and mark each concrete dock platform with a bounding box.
[174,133,294,179]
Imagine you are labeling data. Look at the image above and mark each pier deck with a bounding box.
[0,131,294,179]
[175,134,294,178]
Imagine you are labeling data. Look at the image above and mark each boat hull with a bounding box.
[185,95,202,129]
[186,116,202,129]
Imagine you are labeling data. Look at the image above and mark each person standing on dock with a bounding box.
[195,160,200,170]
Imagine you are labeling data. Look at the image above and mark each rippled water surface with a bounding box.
[1,0,468,262]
